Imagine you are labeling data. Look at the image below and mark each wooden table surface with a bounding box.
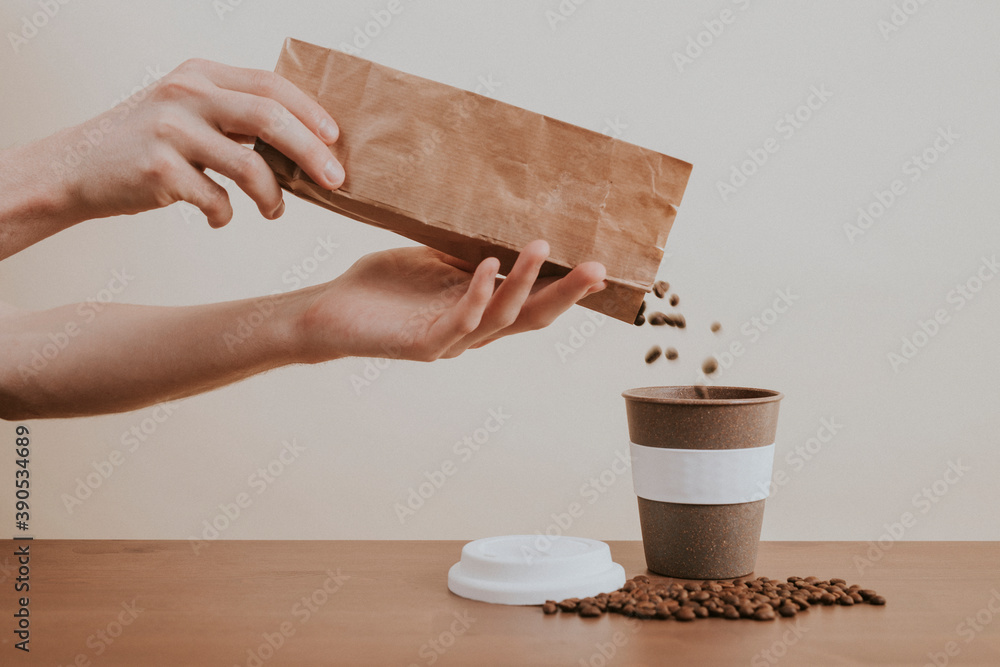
[1,540,998,666]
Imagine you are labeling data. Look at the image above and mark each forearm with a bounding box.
[0,131,86,260]
[0,290,321,419]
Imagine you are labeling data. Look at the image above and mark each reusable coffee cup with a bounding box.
[622,386,783,579]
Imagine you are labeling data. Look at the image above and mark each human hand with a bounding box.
[48,58,342,227]
[294,240,607,362]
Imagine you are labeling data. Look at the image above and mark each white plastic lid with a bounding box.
[447,535,626,605]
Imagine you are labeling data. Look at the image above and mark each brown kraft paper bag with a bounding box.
[255,38,693,323]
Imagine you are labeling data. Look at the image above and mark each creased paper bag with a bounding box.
[255,38,693,323]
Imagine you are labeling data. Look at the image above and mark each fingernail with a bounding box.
[318,118,338,143]
[270,199,285,219]
[324,159,345,188]
[586,281,606,296]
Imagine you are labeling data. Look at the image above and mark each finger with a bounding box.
[475,261,607,345]
[423,257,499,359]
[468,276,607,349]
[520,261,607,326]
[173,166,234,228]
[194,61,339,144]
[207,88,345,191]
[450,240,549,349]
[426,248,477,273]
[226,132,259,145]
[181,128,284,219]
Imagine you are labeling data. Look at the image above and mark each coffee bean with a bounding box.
[753,607,776,621]
[645,346,662,364]
[711,321,721,333]
[652,281,669,299]
[647,312,668,326]
[702,357,718,375]
[546,574,885,622]
[669,294,680,307]
[654,602,673,619]
[675,314,687,328]
[674,607,696,622]
[634,313,645,326]
[665,347,678,360]
[694,384,709,399]
[638,301,647,317]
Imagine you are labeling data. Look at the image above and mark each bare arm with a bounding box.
[0,138,80,260]
[0,295,304,419]
[0,241,606,420]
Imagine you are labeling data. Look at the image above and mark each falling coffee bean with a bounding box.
[702,357,718,375]
[694,384,709,399]
[652,281,669,298]
[638,301,647,317]
[647,312,668,326]
[665,347,678,360]
[634,313,645,326]
[669,294,680,307]
[645,346,662,364]
[675,314,686,329]
[711,321,721,333]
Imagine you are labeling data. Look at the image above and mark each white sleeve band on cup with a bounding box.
[629,442,775,505]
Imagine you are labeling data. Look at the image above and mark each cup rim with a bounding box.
[621,385,783,406]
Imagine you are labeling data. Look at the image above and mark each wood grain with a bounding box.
[1,540,998,666]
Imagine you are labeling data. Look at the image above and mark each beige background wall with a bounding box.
[1,1,998,545]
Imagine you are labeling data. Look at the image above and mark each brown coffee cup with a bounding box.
[622,386,783,579]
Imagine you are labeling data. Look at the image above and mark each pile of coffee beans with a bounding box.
[542,574,885,621]
[639,280,720,377]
